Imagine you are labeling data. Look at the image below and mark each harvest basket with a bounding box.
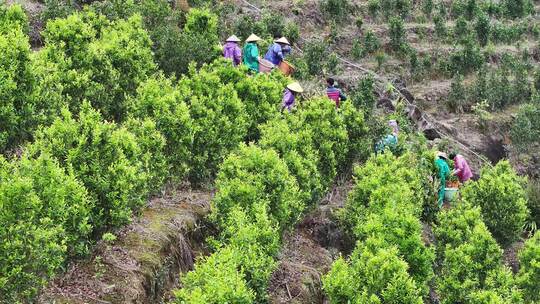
[278,60,295,76]
[259,58,274,73]
[444,187,459,202]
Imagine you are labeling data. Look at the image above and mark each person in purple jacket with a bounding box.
[223,35,242,66]
[281,82,303,112]
[265,37,291,66]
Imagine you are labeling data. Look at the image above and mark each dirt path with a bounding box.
[268,178,354,304]
[38,189,212,304]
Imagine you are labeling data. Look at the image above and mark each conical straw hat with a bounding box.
[435,151,448,159]
[226,35,241,42]
[275,37,290,45]
[287,82,303,93]
[246,34,262,42]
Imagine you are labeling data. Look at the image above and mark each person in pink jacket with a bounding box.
[449,152,473,183]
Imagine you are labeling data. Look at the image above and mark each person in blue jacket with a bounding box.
[264,37,291,66]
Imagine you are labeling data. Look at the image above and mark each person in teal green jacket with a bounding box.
[243,34,262,73]
[435,151,450,208]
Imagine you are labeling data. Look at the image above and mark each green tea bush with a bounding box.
[303,39,327,76]
[259,118,323,204]
[517,232,540,303]
[0,154,92,302]
[233,72,285,141]
[179,66,248,184]
[449,36,484,74]
[0,10,35,152]
[320,0,351,23]
[511,103,540,152]
[215,206,280,302]
[39,12,156,121]
[122,118,168,192]
[324,238,423,303]
[389,16,408,54]
[475,12,490,46]
[354,207,435,288]
[262,12,285,38]
[469,267,524,303]
[339,100,371,164]
[503,0,533,19]
[173,246,255,304]
[434,14,447,39]
[461,161,529,246]
[289,97,348,189]
[0,3,28,33]
[211,144,304,231]
[525,180,540,227]
[127,75,193,181]
[29,104,148,229]
[436,223,504,304]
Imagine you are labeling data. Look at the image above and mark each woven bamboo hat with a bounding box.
[246,34,262,42]
[226,35,241,42]
[275,37,290,45]
[436,151,448,159]
[287,82,304,93]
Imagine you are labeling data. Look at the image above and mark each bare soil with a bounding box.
[268,178,354,304]
[38,189,212,304]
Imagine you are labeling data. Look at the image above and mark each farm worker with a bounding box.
[326,77,347,108]
[435,151,451,208]
[449,152,473,183]
[223,35,242,66]
[243,34,262,73]
[265,37,290,66]
[375,120,399,154]
[282,82,303,112]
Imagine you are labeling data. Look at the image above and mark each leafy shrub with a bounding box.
[179,65,248,184]
[447,74,467,113]
[214,206,280,302]
[262,13,285,38]
[449,36,484,74]
[517,232,540,303]
[127,75,193,181]
[0,3,28,33]
[526,180,540,227]
[289,98,348,189]
[511,103,540,153]
[368,0,381,17]
[434,14,447,39]
[320,0,351,23]
[461,161,529,246]
[0,154,92,302]
[0,21,35,152]
[39,12,156,122]
[389,17,408,54]
[503,0,533,19]
[475,12,490,46]
[436,223,504,304]
[354,207,435,288]
[303,39,328,76]
[29,104,148,229]
[122,118,168,192]
[259,118,323,204]
[173,246,255,304]
[422,0,434,18]
[324,238,423,304]
[156,7,220,76]
[233,72,285,141]
[211,144,304,231]
[339,100,371,164]
[469,267,525,303]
